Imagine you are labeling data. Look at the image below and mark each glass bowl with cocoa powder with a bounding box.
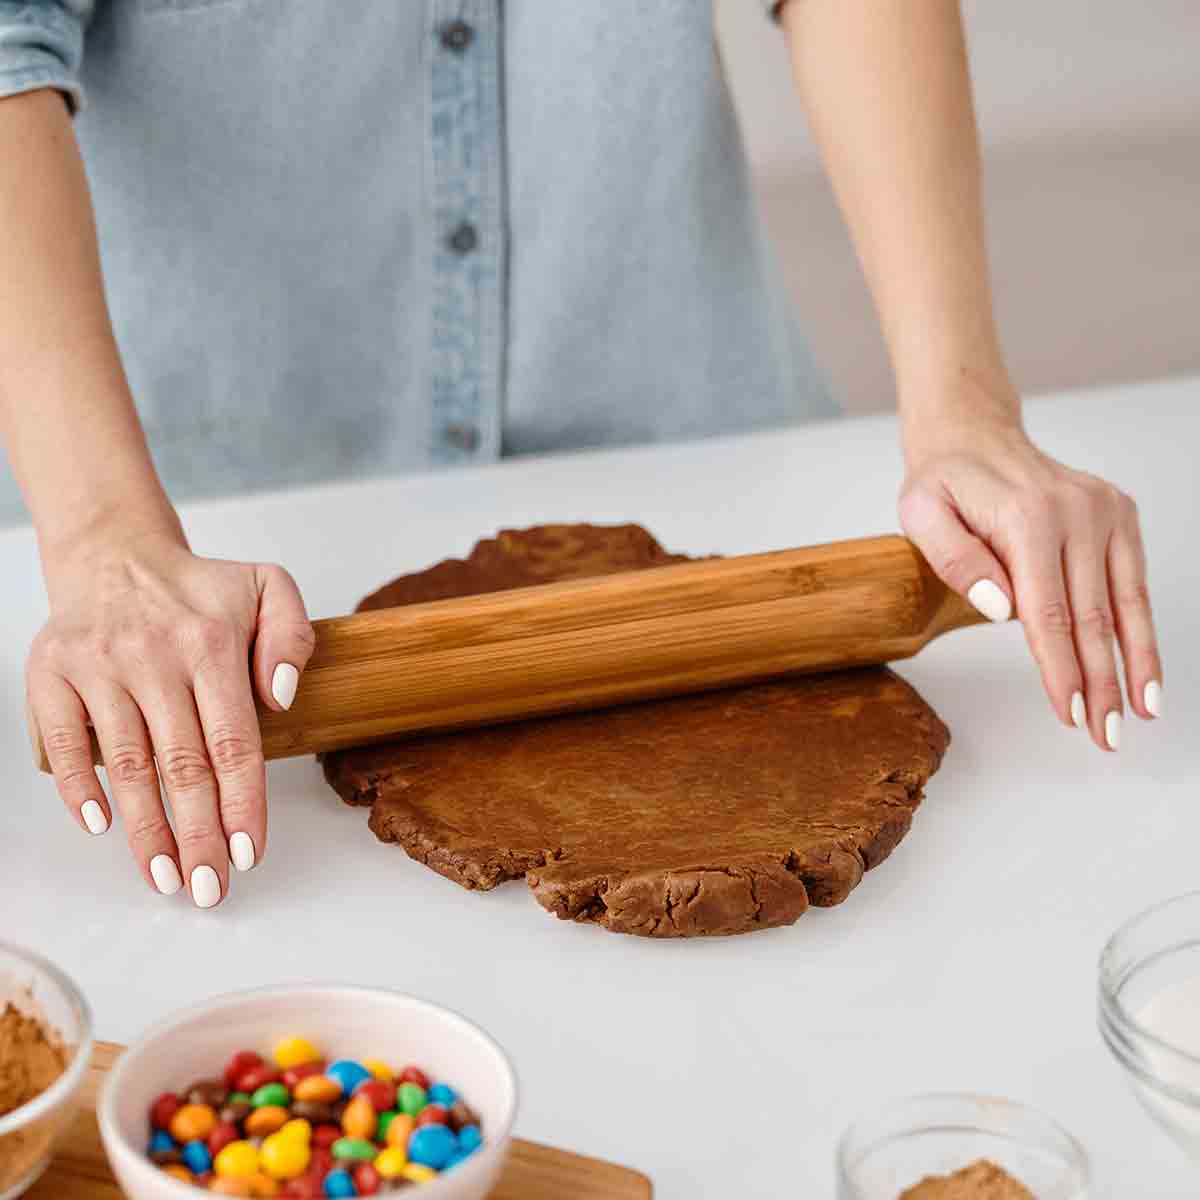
[837,1093,1088,1199]
[0,941,93,1199]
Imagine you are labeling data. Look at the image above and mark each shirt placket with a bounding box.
[427,0,506,463]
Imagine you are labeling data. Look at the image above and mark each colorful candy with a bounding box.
[144,1038,483,1193]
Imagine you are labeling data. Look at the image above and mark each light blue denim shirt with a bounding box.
[0,0,835,526]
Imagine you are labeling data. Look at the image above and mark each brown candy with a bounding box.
[186,1079,229,1108]
[291,1100,337,1124]
[447,1100,479,1133]
[220,1100,252,1126]
[149,1147,183,1166]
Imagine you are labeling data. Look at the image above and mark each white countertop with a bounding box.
[2,375,1197,1197]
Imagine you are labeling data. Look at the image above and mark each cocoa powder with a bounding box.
[899,1159,1035,1199]
[0,1002,68,1190]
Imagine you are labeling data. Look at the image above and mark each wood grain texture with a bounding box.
[29,1042,652,1199]
[33,533,983,770]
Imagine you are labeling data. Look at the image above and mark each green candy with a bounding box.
[226,1092,252,1105]
[250,1082,290,1108]
[376,1110,400,1140]
[332,1137,377,1162]
[397,1082,427,1116]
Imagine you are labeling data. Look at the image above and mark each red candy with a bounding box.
[353,1079,396,1113]
[223,1050,263,1089]
[281,1060,325,1089]
[415,1104,448,1128]
[353,1164,381,1195]
[311,1125,341,1149]
[207,1119,239,1157]
[306,1147,334,1179]
[234,1064,281,1094]
[149,1092,181,1131]
[396,1066,430,1090]
[281,1181,321,1199]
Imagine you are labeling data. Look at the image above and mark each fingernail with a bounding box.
[150,854,183,896]
[1144,680,1162,718]
[271,662,299,710]
[80,799,108,835]
[190,865,221,909]
[1070,692,1086,729]
[967,579,1012,623]
[1105,710,1122,752]
[229,831,256,872]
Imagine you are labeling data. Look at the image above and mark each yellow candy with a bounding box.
[161,1163,193,1182]
[362,1058,394,1081]
[272,1036,321,1069]
[215,1139,261,1180]
[373,1147,409,1179]
[278,1117,312,1143]
[341,1093,377,1140]
[402,1163,437,1183]
[385,1113,414,1152]
[259,1131,311,1181]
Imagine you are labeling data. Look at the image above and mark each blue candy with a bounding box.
[408,1123,457,1170]
[325,1059,371,1098]
[323,1168,355,1198]
[181,1139,212,1175]
[443,1149,469,1170]
[427,1082,457,1108]
[147,1130,177,1154]
[457,1124,482,1154]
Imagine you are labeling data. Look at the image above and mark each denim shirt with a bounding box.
[0,0,835,526]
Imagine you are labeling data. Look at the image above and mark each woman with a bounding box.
[0,2,1162,909]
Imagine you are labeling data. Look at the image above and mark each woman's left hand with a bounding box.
[898,394,1162,752]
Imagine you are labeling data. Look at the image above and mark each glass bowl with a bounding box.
[838,1093,1088,1199]
[1099,889,1200,1162]
[0,941,93,1199]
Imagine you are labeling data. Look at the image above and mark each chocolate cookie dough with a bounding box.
[899,1160,1035,1199]
[323,524,950,937]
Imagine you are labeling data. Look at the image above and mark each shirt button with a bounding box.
[446,222,478,255]
[439,20,474,52]
[443,423,480,451]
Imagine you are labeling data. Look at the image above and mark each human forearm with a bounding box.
[781,0,1017,442]
[0,89,179,564]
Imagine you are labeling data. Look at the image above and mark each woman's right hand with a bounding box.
[26,522,316,908]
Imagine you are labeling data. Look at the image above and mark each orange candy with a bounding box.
[244,1105,291,1137]
[168,1102,217,1143]
[385,1113,415,1151]
[248,1174,281,1197]
[161,1163,193,1182]
[291,1075,343,1104]
[209,1181,253,1197]
[340,1093,377,1141]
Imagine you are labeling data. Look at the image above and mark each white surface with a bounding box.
[2,376,1197,1198]
[99,987,514,1200]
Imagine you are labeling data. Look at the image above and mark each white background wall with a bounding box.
[715,0,1200,413]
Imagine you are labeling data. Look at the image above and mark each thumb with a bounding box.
[899,483,1015,623]
[251,564,317,711]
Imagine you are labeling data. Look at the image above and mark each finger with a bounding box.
[251,564,317,713]
[1108,496,1162,721]
[77,680,184,895]
[1064,534,1123,752]
[899,484,1014,622]
[29,672,111,838]
[193,650,267,874]
[138,683,228,909]
[1008,532,1086,730]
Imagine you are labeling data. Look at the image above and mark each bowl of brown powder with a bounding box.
[837,1093,1088,1200]
[0,941,92,1199]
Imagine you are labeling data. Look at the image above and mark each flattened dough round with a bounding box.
[323,525,950,937]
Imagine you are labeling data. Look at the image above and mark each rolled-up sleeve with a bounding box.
[0,2,92,112]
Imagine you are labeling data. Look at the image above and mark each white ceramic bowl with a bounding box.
[98,986,517,1200]
[0,940,93,1200]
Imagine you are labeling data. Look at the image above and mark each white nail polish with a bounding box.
[80,800,108,835]
[1144,680,1162,718]
[271,662,300,710]
[229,831,256,872]
[1070,692,1086,729]
[150,854,183,896]
[967,579,1012,623]
[1105,711,1122,752]
[190,865,221,909]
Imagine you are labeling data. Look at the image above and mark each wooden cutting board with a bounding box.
[30,1042,651,1199]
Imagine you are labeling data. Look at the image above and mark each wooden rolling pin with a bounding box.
[31,533,986,771]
